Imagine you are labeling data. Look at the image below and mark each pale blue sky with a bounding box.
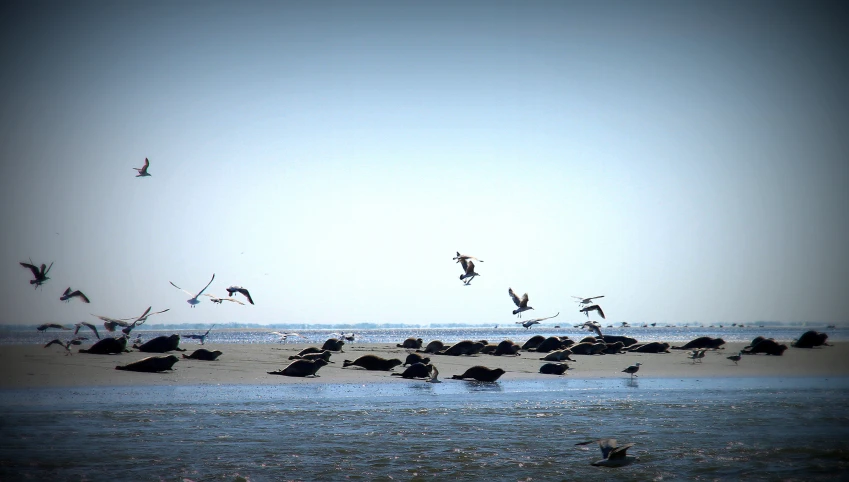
[1,0,847,326]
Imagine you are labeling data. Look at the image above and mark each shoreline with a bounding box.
[1,341,847,389]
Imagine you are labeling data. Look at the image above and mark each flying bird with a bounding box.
[44,338,83,354]
[270,332,302,342]
[582,320,603,337]
[184,325,216,345]
[575,439,638,467]
[226,286,254,305]
[204,294,244,305]
[37,323,69,332]
[515,312,560,329]
[170,274,216,308]
[60,287,90,303]
[20,259,53,289]
[95,307,169,333]
[580,304,606,319]
[623,362,642,379]
[572,295,604,306]
[74,322,100,339]
[133,157,152,177]
[508,288,534,318]
[459,259,479,285]
[453,252,483,263]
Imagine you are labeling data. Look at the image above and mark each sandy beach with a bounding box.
[1,340,847,389]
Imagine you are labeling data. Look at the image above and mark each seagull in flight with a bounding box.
[572,295,604,306]
[270,332,302,342]
[226,286,254,305]
[37,323,70,332]
[133,157,152,177]
[582,320,603,337]
[515,312,559,329]
[95,306,169,333]
[74,322,100,339]
[20,259,53,289]
[170,274,215,308]
[459,259,479,285]
[580,304,606,319]
[44,337,85,355]
[508,288,534,318]
[184,325,216,344]
[453,252,483,264]
[60,287,90,303]
[575,439,638,467]
[204,294,244,305]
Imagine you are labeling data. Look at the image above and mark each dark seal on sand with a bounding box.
[438,340,486,356]
[521,335,547,351]
[493,340,521,356]
[417,340,446,354]
[342,355,403,371]
[396,337,424,349]
[115,355,179,372]
[628,342,671,353]
[404,353,430,366]
[289,351,333,362]
[450,366,505,382]
[792,330,830,349]
[134,334,186,353]
[79,336,129,355]
[182,349,223,361]
[672,337,725,350]
[321,338,345,352]
[268,359,328,377]
[743,338,787,356]
[391,362,434,379]
[539,363,568,375]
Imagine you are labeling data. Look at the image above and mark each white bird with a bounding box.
[515,312,560,329]
[459,259,479,285]
[582,320,603,337]
[508,288,534,318]
[270,332,302,342]
[60,287,90,303]
[427,365,441,383]
[226,285,254,305]
[170,274,215,308]
[575,439,638,467]
[687,349,706,364]
[453,252,483,264]
[572,295,604,306]
[623,362,641,379]
[204,294,244,305]
[133,157,152,177]
[580,304,606,319]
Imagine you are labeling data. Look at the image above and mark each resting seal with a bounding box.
[532,336,570,353]
[672,337,725,350]
[396,337,423,349]
[540,349,574,361]
[450,366,505,382]
[115,355,179,372]
[391,362,434,379]
[493,340,521,356]
[79,335,129,354]
[404,353,430,366]
[521,335,546,351]
[134,334,186,353]
[296,347,324,356]
[438,340,486,356]
[417,340,445,354]
[602,341,626,354]
[792,330,830,349]
[601,335,638,347]
[480,344,498,355]
[342,355,402,371]
[570,342,607,355]
[539,363,568,375]
[289,351,333,362]
[628,342,670,353]
[268,359,328,377]
[182,349,222,361]
[743,338,787,356]
[321,338,345,352]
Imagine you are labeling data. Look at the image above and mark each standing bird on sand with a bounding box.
[572,295,604,306]
[453,252,483,264]
[727,351,743,365]
[133,157,152,177]
[688,349,706,364]
[580,304,606,319]
[170,274,216,308]
[459,259,480,285]
[623,362,642,379]
[575,439,638,467]
[60,287,90,303]
[508,288,534,318]
[20,259,53,289]
[226,286,254,305]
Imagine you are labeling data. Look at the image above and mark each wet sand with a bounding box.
[1,341,847,389]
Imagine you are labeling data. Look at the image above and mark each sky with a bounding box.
[1,0,848,327]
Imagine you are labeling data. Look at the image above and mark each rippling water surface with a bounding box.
[2,378,848,481]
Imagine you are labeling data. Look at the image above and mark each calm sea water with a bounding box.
[1,378,848,481]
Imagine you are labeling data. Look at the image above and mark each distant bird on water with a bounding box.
[727,351,742,365]
[580,304,606,319]
[133,157,152,177]
[508,288,534,318]
[37,323,69,332]
[516,312,560,329]
[170,273,216,307]
[453,252,483,264]
[459,258,479,285]
[623,362,641,378]
[575,439,638,467]
[226,286,254,305]
[572,295,604,306]
[184,325,216,344]
[20,259,53,289]
[60,287,90,303]
[204,294,244,305]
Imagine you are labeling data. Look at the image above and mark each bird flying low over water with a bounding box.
[575,439,638,467]
[184,325,216,344]
[459,259,480,285]
[580,304,606,319]
[60,287,90,303]
[20,259,53,289]
[515,312,560,329]
[270,332,302,342]
[37,323,70,332]
[95,306,170,333]
[573,295,604,306]
[133,157,152,177]
[226,286,254,305]
[204,294,244,305]
[582,320,603,337]
[170,274,216,307]
[453,252,483,263]
[508,288,534,318]
[44,337,85,355]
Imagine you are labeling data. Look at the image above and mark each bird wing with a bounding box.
[20,262,40,278]
[44,339,64,348]
[597,439,617,459]
[522,312,560,324]
[170,281,194,297]
[465,260,475,274]
[62,287,72,297]
[508,288,521,308]
[143,157,149,169]
[204,325,216,336]
[82,322,100,339]
[595,305,606,319]
[520,292,529,308]
[195,273,215,297]
[203,293,220,301]
[223,298,245,305]
[135,306,152,321]
[147,308,170,317]
[44,262,53,275]
[238,288,254,304]
[459,258,469,272]
[608,443,634,460]
[71,291,90,303]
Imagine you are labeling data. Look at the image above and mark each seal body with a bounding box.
[539,363,568,375]
[391,362,434,379]
[601,335,638,347]
[182,349,222,361]
[116,355,179,372]
[521,335,546,351]
[404,353,430,366]
[570,342,605,355]
[628,342,671,353]
[396,337,423,349]
[493,340,521,356]
[533,336,569,353]
[134,334,186,353]
[321,339,345,352]
[450,366,505,382]
[602,341,625,354]
[672,337,725,350]
[342,355,403,371]
[541,349,574,361]
[296,347,324,356]
[792,330,829,349]
[79,336,128,355]
[417,340,445,353]
[268,359,328,377]
[438,340,486,356]
[743,338,787,356]
[289,351,333,362]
